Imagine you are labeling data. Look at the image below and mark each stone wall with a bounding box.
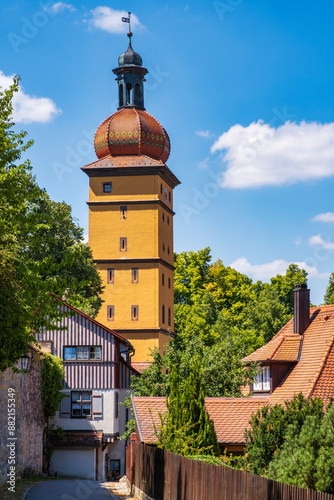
[0,347,44,484]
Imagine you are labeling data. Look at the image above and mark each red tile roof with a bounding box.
[131,362,152,374]
[132,396,267,445]
[132,305,334,446]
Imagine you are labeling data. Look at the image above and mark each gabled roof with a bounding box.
[268,305,334,404]
[53,295,133,347]
[131,396,267,445]
[131,362,152,374]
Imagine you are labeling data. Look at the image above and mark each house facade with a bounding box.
[131,285,334,453]
[37,297,139,481]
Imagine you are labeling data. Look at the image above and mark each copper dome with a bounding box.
[94,108,170,164]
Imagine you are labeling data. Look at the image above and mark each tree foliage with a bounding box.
[41,353,65,420]
[267,403,334,493]
[244,394,325,475]
[157,362,219,457]
[324,272,334,305]
[0,77,103,370]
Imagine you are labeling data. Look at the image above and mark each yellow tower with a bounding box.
[82,32,180,365]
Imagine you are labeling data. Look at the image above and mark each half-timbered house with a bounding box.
[36,297,139,481]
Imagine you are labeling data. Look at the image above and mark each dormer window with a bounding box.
[253,366,270,392]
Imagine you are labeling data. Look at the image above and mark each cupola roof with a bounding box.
[118,32,143,67]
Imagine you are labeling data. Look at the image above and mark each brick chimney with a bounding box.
[293,283,310,335]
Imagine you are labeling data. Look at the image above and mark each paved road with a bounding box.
[25,480,114,500]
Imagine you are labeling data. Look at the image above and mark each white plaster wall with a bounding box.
[51,449,95,479]
[54,389,117,433]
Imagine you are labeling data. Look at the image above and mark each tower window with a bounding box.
[162,273,165,286]
[120,206,127,219]
[162,212,165,222]
[126,83,132,105]
[107,268,114,284]
[132,268,139,283]
[168,246,170,255]
[168,277,171,289]
[168,307,171,327]
[162,305,165,324]
[119,84,123,107]
[120,237,127,252]
[103,183,111,193]
[160,183,162,194]
[131,305,139,321]
[169,191,171,202]
[167,216,170,225]
[163,243,165,252]
[107,305,114,321]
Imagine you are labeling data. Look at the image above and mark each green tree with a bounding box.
[41,353,65,420]
[174,247,211,305]
[267,404,334,493]
[0,77,103,370]
[244,394,324,475]
[324,272,334,304]
[157,361,219,456]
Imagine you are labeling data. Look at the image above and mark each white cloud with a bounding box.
[211,120,334,189]
[308,234,334,251]
[311,212,334,223]
[0,71,61,124]
[86,7,143,34]
[230,256,322,281]
[49,3,76,13]
[196,130,213,138]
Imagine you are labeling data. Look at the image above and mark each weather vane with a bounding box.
[121,11,132,34]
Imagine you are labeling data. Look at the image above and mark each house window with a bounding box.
[162,273,165,286]
[103,183,111,193]
[162,305,165,324]
[120,206,127,219]
[168,277,171,289]
[71,391,92,417]
[168,307,171,327]
[132,268,139,283]
[253,367,270,392]
[107,305,114,321]
[131,305,139,321]
[115,391,119,419]
[64,346,102,360]
[107,268,114,284]
[120,237,127,252]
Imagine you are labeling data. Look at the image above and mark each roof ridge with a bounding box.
[307,333,334,399]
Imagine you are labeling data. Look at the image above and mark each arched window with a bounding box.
[162,305,165,324]
[126,83,132,105]
[168,308,171,327]
[119,84,123,107]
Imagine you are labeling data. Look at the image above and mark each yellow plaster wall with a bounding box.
[89,176,157,201]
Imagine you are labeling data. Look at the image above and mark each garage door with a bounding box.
[51,449,95,479]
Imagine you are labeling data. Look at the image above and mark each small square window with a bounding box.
[107,268,114,284]
[90,346,102,360]
[77,347,89,360]
[120,237,127,252]
[132,268,139,283]
[120,206,127,219]
[131,305,139,321]
[107,305,114,321]
[71,391,92,418]
[103,183,111,193]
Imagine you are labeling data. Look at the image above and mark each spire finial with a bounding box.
[121,11,132,35]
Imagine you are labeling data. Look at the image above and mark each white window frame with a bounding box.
[253,366,271,392]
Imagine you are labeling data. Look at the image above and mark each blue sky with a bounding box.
[1,1,334,305]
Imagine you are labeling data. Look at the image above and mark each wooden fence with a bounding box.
[126,441,334,500]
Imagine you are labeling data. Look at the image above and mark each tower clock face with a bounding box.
[164,187,168,205]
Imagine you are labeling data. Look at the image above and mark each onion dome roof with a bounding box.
[94,108,170,164]
[118,32,142,67]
